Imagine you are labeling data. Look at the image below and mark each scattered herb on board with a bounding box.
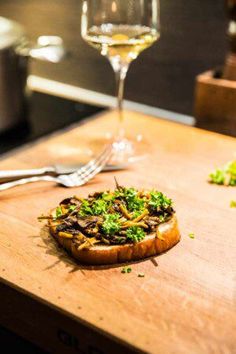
[121,266,132,274]
[138,273,145,278]
[188,233,195,239]
[230,200,236,208]
[209,160,236,186]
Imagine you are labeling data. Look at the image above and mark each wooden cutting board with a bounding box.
[0,110,235,354]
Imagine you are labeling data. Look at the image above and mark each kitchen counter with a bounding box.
[0,0,227,116]
[0,91,102,156]
[0,110,235,353]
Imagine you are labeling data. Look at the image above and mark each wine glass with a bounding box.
[81,0,160,163]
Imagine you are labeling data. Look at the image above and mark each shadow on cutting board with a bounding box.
[36,226,159,273]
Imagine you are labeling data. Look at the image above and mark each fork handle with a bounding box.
[0,167,55,182]
[0,175,57,191]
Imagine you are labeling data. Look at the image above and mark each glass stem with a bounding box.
[115,64,128,140]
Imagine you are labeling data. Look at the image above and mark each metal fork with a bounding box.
[0,144,113,191]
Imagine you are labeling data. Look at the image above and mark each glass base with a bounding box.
[75,128,150,166]
[109,135,149,164]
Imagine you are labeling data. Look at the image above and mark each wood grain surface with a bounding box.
[0,110,236,354]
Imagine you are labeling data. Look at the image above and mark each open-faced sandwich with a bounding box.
[40,185,180,264]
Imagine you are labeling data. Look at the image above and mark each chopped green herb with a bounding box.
[56,206,63,218]
[115,187,145,212]
[138,273,145,277]
[69,205,77,212]
[121,266,132,274]
[188,233,195,239]
[132,210,143,219]
[230,200,236,208]
[79,195,111,216]
[209,160,236,186]
[126,226,145,243]
[92,199,108,215]
[159,215,165,222]
[148,191,172,211]
[102,213,120,235]
[125,188,145,211]
[78,200,93,216]
[102,192,115,202]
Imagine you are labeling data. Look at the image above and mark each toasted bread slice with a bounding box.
[48,209,180,265]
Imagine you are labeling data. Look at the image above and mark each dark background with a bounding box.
[0,0,229,352]
[0,0,228,115]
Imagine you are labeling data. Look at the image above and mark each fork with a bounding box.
[0,144,113,191]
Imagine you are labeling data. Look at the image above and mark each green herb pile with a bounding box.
[230,200,236,208]
[209,160,236,186]
[43,186,174,250]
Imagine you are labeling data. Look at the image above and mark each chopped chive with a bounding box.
[69,205,77,212]
[121,266,132,274]
[188,233,195,239]
[56,206,63,218]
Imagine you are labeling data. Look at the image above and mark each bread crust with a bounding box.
[48,210,180,265]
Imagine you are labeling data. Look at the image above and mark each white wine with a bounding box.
[84,24,160,63]
[80,0,160,164]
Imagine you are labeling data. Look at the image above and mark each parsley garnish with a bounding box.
[115,187,145,212]
[188,233,195,239]
[69,205,77,212]
[159,215,165,222]
[230,200,236,208]
[121,266,132,273]
[148,191,172,211]
[92,199,108,215]
[126,226,145,243]
[79,196,111,216]
[102,192,115,202]
[132,210,143,219]
[56,206,63,218]
[209,160,236,186]
[78,200,93,216]
[102,213,120,235]
[124,188,145,211]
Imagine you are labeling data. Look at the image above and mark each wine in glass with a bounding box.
[81,0,160,162]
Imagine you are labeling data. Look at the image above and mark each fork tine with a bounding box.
[75,143,113,178]
[79,144,113,173]
[73,144,113,186]
[80,145,113,181]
